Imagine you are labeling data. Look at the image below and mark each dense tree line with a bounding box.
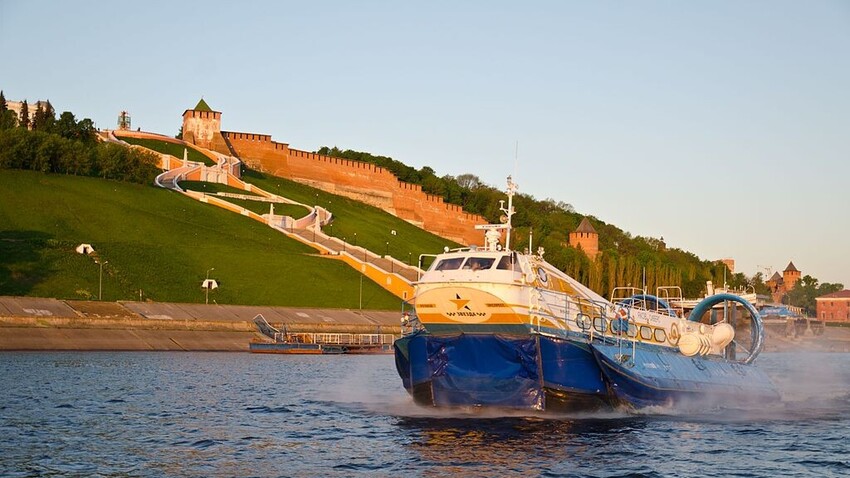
[314,145,842,301]
[0,91,160,184]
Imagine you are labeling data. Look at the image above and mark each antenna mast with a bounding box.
[502,175,517,251]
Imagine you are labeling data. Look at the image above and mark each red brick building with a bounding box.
[816,290,850,322]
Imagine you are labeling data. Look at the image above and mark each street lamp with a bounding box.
[343,237,346,254]
[205,267,215,305]
[96,260,108,301]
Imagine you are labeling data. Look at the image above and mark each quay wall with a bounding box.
[0,298,402,351]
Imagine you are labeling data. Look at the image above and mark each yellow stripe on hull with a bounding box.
[414,285,533,327]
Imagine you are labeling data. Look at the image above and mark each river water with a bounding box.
[1,351,848,477]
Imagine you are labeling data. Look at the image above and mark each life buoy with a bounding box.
[612,306,629,335]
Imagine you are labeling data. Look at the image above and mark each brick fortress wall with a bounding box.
[219,131,487,245]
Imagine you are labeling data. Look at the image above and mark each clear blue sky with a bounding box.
[2,1,849,287]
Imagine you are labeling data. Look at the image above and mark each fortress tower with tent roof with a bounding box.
[767,261,802,303]
[182,98,229,152]
[568,217,599,260]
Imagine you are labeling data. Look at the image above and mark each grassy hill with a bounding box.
[118,136,217,166]
[241,169,459,267]
[0,170,405,309]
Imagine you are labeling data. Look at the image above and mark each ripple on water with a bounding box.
[0,351,848,477]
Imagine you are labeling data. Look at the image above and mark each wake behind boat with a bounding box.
[393,176,779,411]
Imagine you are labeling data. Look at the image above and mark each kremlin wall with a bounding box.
[182,100,487,246]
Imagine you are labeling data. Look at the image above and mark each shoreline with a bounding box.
[0,296,402,352]
[2,296,849,352]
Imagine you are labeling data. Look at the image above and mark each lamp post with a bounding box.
[205,267,215,305]
[386,241,391,273]
[96,260,108,301]
[343,237,346,254]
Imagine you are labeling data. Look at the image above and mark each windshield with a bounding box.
[496,253,522,272]
[433,257,464,271]
[462,257,495,271]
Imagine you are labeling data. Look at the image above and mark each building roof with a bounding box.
[769,271,783,282]
[574,217,597,234]
[193,98,214,112]
[784,261,799,273]
[817,289,850,300]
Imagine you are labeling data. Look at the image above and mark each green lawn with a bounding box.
[119,136,217,167]
[242,169,460,267]
[0,170,401,309]
[218,197,310,217]
[180,180,260,196]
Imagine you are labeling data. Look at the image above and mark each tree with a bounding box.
[175,126,183,140]
[54,111,77,139]
[18,100,29,129]
[30,102,49,131]
[456,173,481,190]
[0,91,15,130]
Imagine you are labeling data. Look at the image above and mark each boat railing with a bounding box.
[610,287,644,305]
[656,286,685,318]
[274,332,397,345]
[532,288,614,336]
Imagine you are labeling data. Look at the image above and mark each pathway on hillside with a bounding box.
[104,130,422,300]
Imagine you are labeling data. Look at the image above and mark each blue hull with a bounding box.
[394,333,781,411]
[591,343,780,409]
[394,332,609,410]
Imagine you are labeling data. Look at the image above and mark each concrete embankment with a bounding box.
[0,297,401,351]
[3,296,849,352]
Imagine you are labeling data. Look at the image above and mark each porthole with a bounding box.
[627,324,638,338]
[593,316,607,334]
[610,318,628,335]
[639,326,653,341]
[653,328,667,343]
[575,313,591,331]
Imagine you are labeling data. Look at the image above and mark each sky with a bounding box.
[2,1,849,286]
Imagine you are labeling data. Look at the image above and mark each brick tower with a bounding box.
[783,261,801,292]
[569,217,599,260]
[182,98,221,149]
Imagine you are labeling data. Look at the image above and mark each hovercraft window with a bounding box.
[462,257,495,271]
[653,328,667,343]
[434,258,464,271]
[639,326,653,341]
[593,316,607,333]
[496,253,521,271]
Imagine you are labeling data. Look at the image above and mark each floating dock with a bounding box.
[250,314,396,354]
